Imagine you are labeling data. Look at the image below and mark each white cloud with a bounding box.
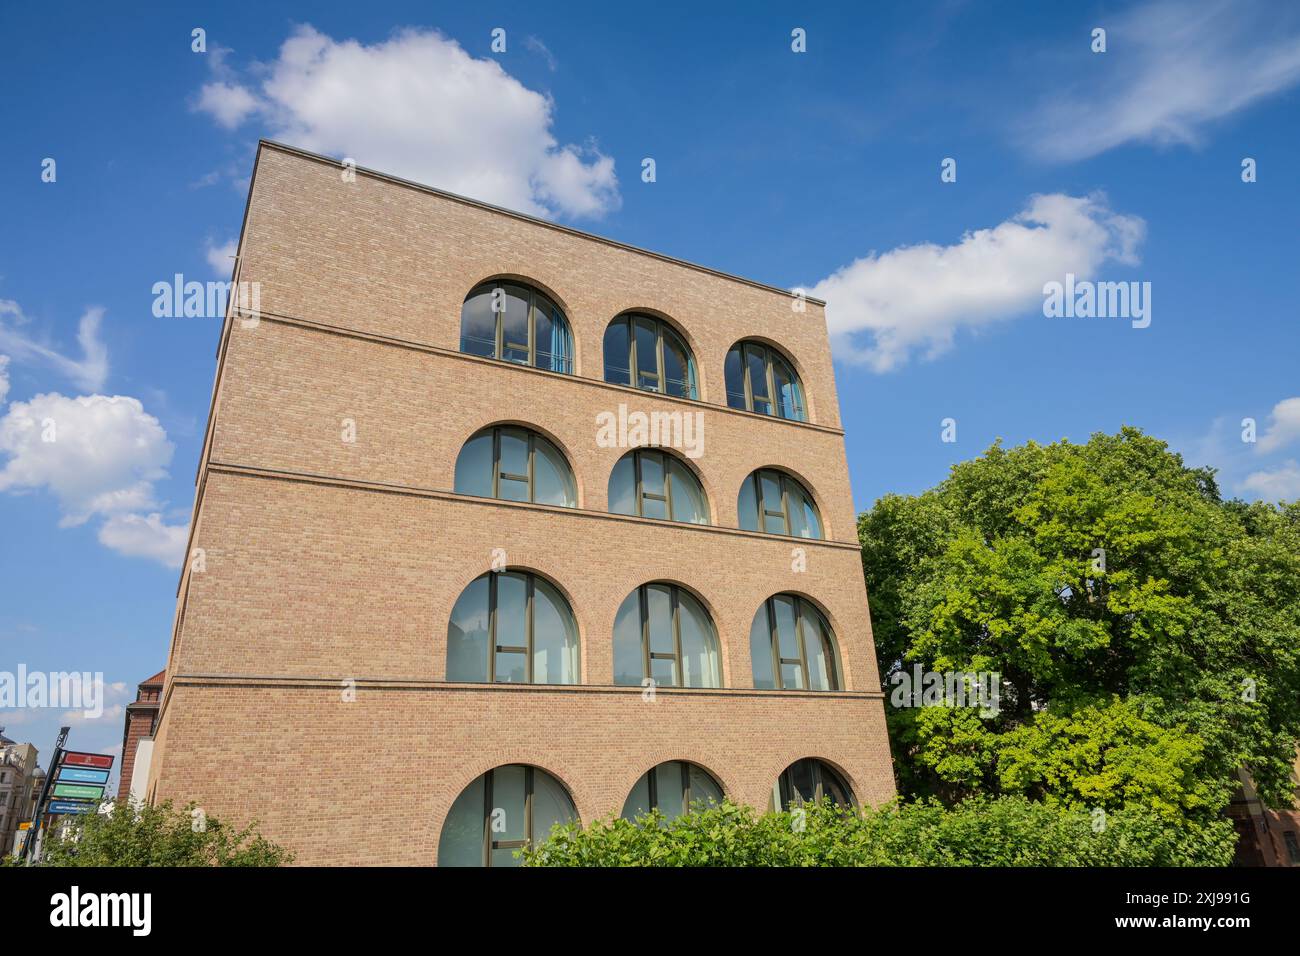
[0,393,172,525]
[809,193,1145,371]
[193,25,620,220]
[1241,460,1300,502]
[1021,0,1300,161]
[0,354,9,404]
[204,237,238,276]
[1256,397,1300,454]
[98,512,190,568]
[0,301,109,392]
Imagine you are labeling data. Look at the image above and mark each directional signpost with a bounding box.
[20,729,116,862]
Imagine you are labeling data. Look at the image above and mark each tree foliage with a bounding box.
[523,798,1234,867]
[859,428,1300,813]
[17,799,292,867]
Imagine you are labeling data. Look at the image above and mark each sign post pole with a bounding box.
[21,725,69,864]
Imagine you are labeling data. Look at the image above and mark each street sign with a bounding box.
[61,751,114,770]
[18,821,31,830]
[56,766,110,785]
[47,800,96,815]
[52,782,105,800]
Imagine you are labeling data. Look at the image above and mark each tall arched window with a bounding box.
[770,759,854,811]
[438,765,577,867]
[749,594,841,691]
[447,571,579,684]
[454,425,576,507]
[604,314,697,398]
[460,281,573,374]
[621,761,724,822]
[613,583,721,688]
[608,449,709,524]
[724,340,806,420]
[738,469,823,538]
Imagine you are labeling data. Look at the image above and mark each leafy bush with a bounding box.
[11,799,292,867]
[523,798,1235,867]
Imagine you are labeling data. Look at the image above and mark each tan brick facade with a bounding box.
[147,141,895,865]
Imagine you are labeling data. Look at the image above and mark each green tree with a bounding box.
[860,428,1300,815]
[12,799,292,867]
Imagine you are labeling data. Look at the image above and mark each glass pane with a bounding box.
[724,345,746,410]
[532,579,578,684]
[491,846,523,867]
[497,429,529,502]
[654,762,686,820]
[495,572,527,653]
[437,773,486,866]
[532,299,555,372]
[490,766,527,842]
[635,318,660,391]
[668,459,707,524]
[612,591,643,686]
[495,648,526,683]
[737,475,759,532]
[787,760,817,804]
[447,575,490,682]
[650,655,678,687]
[819,764,851,806]
[677,591,719,688]
[639,453,667,519]
[804,613,833,691]
[749,605,775,689]
[688,765,724,809]
[747,347,772,415]
[621,772,652,821]
[786,479,811,538]
[646,585,674,655]
[781,661,805,690]
[532,436,575,507]
[802,494,823,539]
[453,432,493,498]
[500,287,530,365]
[530,769,577,845]
[662,330,692,399]
[773,357,802,420]
[761,473,786,534]
[459,290,497,359]
[603,319,631,386]
[773,595,799,659]
[608,454,637,516]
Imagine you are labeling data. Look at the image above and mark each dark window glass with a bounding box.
[724,341,806,421]
[612,583,721,688]
[454,426,576,507]
[620,761,724,822]
[749,594,840,691]
[460,283,573,374]
[771,759,854,812]
[607,449,709,525]
[736,469,823,539]
[438,765,577,867]
[603,315,697,399]
[445,571,579,685]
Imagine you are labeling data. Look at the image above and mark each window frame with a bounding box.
[757,595,840,691]
[727,340,806,421]
[457,425,576,507]
[451,570,578,685]
[742,468,823,538]
[612,448,709,524]
[618,583,720,689]
[774,759,853,810]
[461,282,573,374]
[623,761,723,820]
[604,313,697,399]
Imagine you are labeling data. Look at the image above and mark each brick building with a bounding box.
[117,670,164,802]
[146,141,895,865]
[0,731,39,856]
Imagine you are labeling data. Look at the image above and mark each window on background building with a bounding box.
[737,468,822,538]
[454,425,577,507]
[612,583,721,688]
[621,761,724,822]
[749,594,841,691]
[770,759,854,811]
[446,571,579,685]
[437,765,576,867]
[607,449,709,524]
[460,281,573,374]
[1286,831,1300,865]
[603,314,697,398]
[724,340,806,420]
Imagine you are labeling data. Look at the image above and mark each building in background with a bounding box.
[117,670,164,802]
[0,730,39,856]
[146,141,895,865]
[1228,751,1300,867]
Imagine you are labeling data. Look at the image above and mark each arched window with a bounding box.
[447,571,579,684]
[749,594,841,691]
[738,469,823,538]
[608,449,709,524]
[460,281,573,374]
[724,340,805,420]
[604,314,697,398]
[621,761,724,822]
[613,583,721,688]
[438,765,576,867]
[770,759,854,811]
[454,425,576,507]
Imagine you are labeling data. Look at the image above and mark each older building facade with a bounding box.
[147,141,895,865]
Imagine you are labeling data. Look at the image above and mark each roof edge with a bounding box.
[255,140,828,308]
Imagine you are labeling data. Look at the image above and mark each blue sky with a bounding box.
[2,0,1299,776]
